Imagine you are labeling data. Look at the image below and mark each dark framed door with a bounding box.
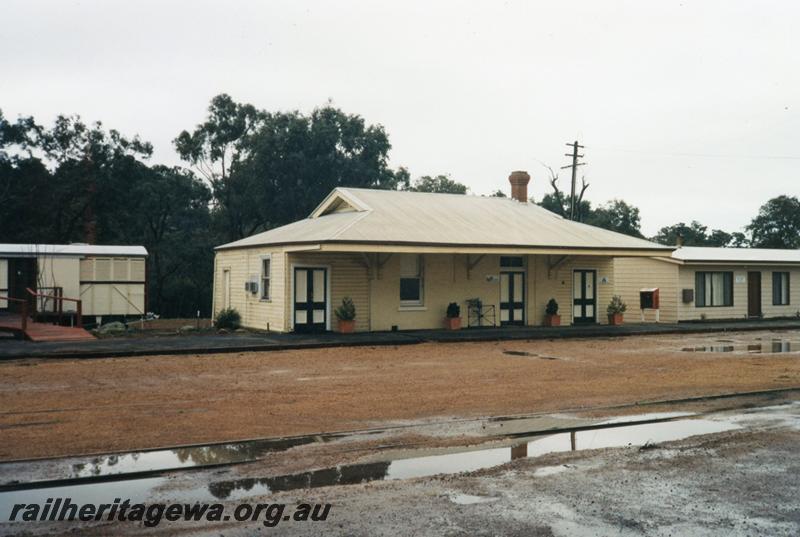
[294,267,327,333]
[573,269,596,324]
[500,271,525,325]
[8,258,36,313]
[747,271,761,317]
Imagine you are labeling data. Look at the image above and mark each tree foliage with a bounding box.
[0,109,213,317]
[176,97,408,241]
[587,199,643,238]
[651,221,749,247]
[405,174,467,194]
[4,99,798,322]
[535,166,642,237]
[0,97,410,316]
[746,195,800,249]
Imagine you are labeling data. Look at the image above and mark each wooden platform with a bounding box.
[0,313,94,342]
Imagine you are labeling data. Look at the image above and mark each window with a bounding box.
[399,254,423,305]
[695,271,733,307]
[261,257,271,300]
[500,256,524,268]
[773,272,790,305]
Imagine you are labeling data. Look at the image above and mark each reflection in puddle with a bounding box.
[0,477,165,521]
[0,437,315,488]
[682,340,798,354]
[0,416,745,514]
[206,417,740,499]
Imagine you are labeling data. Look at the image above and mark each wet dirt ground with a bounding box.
[1,329,799,460]
[2,398,798,536]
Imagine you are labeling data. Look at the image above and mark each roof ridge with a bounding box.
[328,209,372,240]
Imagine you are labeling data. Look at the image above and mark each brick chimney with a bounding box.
[509,170,530,203]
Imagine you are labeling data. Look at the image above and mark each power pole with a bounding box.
[560,140,585,220]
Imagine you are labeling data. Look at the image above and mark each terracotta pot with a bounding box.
[607,313,624,326]
[543,314,561,327]
[443,317,461,330]
[337,319,355,334]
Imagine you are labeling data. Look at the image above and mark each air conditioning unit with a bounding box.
[244,281,259,294]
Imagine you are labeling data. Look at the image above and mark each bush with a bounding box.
[446,302,461,318]
[335,297,356,321]
[214,308,241,330]
[545,298,559,316]
[607,295,627,315]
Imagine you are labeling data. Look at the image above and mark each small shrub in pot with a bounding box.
[543,298,560,327]
[607,295,627,325]
[444,302,461,330]
[335,297,356,333]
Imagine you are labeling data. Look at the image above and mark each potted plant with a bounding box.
[334,297,356,333]
[543,298,560,326]
[444,302,462,330]
[607,295,627,325]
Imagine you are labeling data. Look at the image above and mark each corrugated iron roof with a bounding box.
[0,244,148,257]
[218,188,672,252]
[672,246,800,264]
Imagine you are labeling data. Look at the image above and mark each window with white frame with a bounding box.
[773,272,790,305]
[399,254,423,306]
[261,257,271,300]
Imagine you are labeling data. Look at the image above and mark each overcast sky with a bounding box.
[3,0,798,236]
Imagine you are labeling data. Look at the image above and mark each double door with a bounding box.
[500,271,524,325]
[294,267,327,332]
[573,269,596,324]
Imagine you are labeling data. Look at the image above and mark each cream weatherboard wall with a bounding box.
[678,265,800,321]
[363,253,615,331]
[613,257,680,323]
[530,255,615,325]
[213,250,676,332]
[213,247,287,331]
[287,252,370,332]
[38,256,81,300]
[78,256,146,316]
[369,253,503,331]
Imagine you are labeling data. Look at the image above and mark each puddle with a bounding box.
[0,437,315,489]
[682,340,799,354]
[0,416,742,512]
[200,417,740,499]
[503,350,558,360]
[0,477,165,521]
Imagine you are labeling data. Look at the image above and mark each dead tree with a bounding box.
[540,164,590,220]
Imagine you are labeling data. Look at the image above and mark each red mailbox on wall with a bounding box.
[639,288,660,322]
[639,288,660,310]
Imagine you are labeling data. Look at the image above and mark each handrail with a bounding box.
[0,296,28,331]
[25,288,82,327]
[26,288,80,303]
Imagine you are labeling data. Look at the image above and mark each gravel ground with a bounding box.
[3,401,798,536]
[1,329,799,460]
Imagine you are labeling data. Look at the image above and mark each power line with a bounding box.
[591,145,800,161]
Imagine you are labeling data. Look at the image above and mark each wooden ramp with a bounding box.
[0,314,94,342]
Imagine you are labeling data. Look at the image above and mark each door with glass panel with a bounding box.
[294,267,327,332]
[499,272,525,325]
[572,269,596,324]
